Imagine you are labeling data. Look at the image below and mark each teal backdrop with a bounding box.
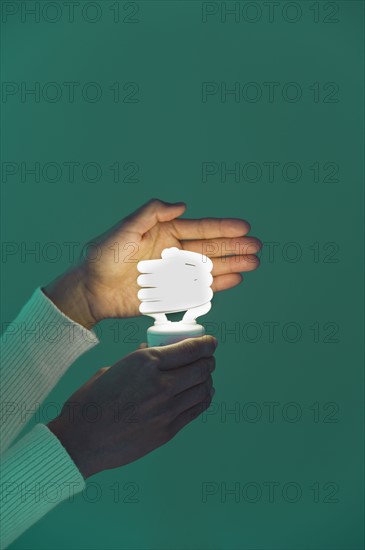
[1,1,364,549]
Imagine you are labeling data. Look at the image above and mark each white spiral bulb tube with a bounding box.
[137,247,213,347]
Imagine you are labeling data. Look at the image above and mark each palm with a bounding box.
[94,222,182,319]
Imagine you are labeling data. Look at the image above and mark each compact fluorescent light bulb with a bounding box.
[137,247,213,347]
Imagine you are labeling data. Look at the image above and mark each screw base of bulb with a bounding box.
[147,322,205,347]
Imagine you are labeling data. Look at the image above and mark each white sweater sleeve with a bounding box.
[0,424,86,548]
[0,288,99,453]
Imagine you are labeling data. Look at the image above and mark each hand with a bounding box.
[48,336,217,478]
[44,199,261,327]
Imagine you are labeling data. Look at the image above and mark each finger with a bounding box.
[181,236,261,257]
[211,255,260,276]
[211,273,243,292]
[169,392,214,436]
[138,342,148,349]
[172,218,251,240]
[172,377,213,417]
[165,356,216,394]
[151,336,218,371]
[123,199,186,237]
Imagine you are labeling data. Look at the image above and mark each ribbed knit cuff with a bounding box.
[0,424,85,548]
[0,288,99,452]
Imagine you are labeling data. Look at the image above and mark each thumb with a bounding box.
[123,199,186,236]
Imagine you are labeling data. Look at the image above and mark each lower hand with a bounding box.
[48,336,217,478]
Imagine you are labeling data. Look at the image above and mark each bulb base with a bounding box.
[147,321,205,347]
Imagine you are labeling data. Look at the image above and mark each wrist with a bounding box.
[43,268,97,329]
[48,418,94,479]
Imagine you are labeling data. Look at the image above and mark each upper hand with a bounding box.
[44,199,261,327]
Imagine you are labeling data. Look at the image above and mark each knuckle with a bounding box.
[131,349,161,383]
[188,409,199,422]
[199,356,215,377]
[202,396,212,411]
[205,375,213,392]
[209,356,216,371]
[191,403,207,421]
[195,378,212,401]
[143,349,161,368]
[195,378,212,403]
[201,387,213,405]
[151,370,175,396]
[149,198,163,208]
[197,358,209,379]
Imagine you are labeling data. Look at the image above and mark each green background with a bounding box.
[1,1,364,548]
